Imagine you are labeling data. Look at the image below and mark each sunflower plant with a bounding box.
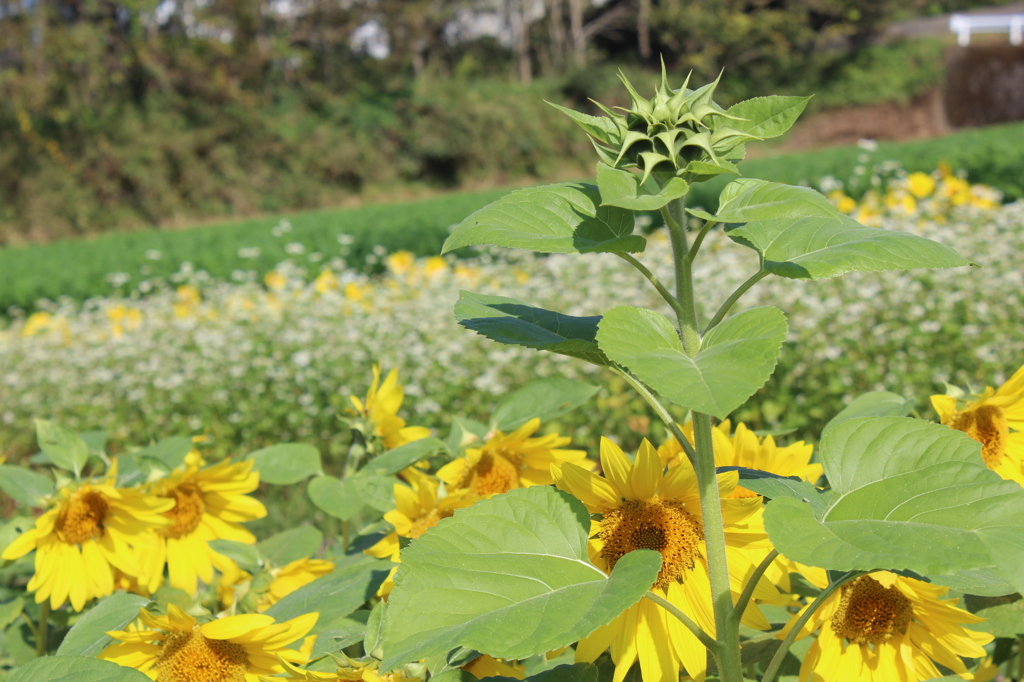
[367,70,1024,682]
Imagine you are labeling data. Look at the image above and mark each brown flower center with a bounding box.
[155,628,248,682]
[161,485,206,539]
[951,405,1007,468]
[56,490,110,544]
[599,497,703,590]
[408,508,453,539]
[462,451,521,496]
[831,576,913,646]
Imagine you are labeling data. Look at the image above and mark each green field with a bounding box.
[2,120,1023,313]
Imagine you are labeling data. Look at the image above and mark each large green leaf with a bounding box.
[360,438,446,477]
[258,526,324,566]
[9,657,151,682]
[265,555,391,635]
[0,465,53,507]
[307,475,363,521]
[718,96,810,139]
[381,486,661,671]
[964,594,1024,637]
[490,378,600,432]
[34,420,89,477]
[56,593,150,658]
[926,567,1016,597]
[596,164,689,211]
[708,179,969,279]
[823,391,915,433]
[596,306,786,419]
[132,436,193,473]
[442,183,645,255]
[763,417,1024,594]
[247,443,322,485]
[454,291,607,366]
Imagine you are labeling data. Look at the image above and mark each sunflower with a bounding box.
[100,604,317,681]
[139,455,268,595]
[782,571,992,682]
[257,557,335,611]
[1,483,174,611]
[552,438,778,682]
[350,366,430,450]
[260,658,420,682]
[437,418,588,497]
[365,468,476,596]
[931,363,1024,486]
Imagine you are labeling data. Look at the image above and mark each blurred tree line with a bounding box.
[0,0,1013,242]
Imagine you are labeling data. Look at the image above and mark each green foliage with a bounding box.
[596,306,787,420]
[707,179,970,279]
[443,184,644,256]
[964,595,1024,638]
[381,486,661,670]
[257,526,324,566]
[0,465,54,507]
[247,443,323,485]
[34,419,89,478]
[821,391,915,432]
[55,594,150,658]
[8,656,152,681]
[489,378,601,432]
[763,417,1024,594]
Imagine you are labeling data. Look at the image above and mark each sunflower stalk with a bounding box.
[35,601,49,657]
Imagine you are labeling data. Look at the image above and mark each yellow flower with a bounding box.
[931,363,1024,486]
[941,176,971,206]
[139,456,268,595]
[827,190,857,215]
[438,418,588,497]
[906,172,936,199]
[174,285,203,318]
[264,270,287,291]
[100,604,317,681]
[21,311,51,337]
[349,366,430,450]
[257,557,335,611]
[365,468,476,595]
[0,484,174,611]
[423,256,448,277]
[385,251,415,276]
[344,282,366,302]
[552,438,777,682]
[261,658,419,682]
[782,571,992,682]
[314,270,339,294]
[463,655,525,679]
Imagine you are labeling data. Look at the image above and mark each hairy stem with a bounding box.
[645,591,721,654]
[686,219,718,263]
[692,412,742,681]
[36,601,49,657]
[703,270,769,334]
[730,549,779,627]
[661,201,701,355]
[761,571,863,682]
[616,252,687,328]
[611,367,696,466]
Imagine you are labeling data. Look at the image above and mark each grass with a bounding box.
[3,120,1023,314]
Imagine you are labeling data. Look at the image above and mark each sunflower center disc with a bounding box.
[56,489,110,544]
[832,576,913,646]
[951,404,1007,468]
[161,484,206,538]
[156,628,248,682]
[600,497,703,590]
[408,508,447,539]
[464,451,520,496]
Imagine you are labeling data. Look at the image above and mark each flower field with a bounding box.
[2,77,1024,682]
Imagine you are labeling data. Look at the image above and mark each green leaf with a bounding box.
[0,465,53,506]
[442,183,645,255]
[308,475,363,521]
[132,436,193,472]
[596,306,787,420]
[718,96,810,139]
[258,526,324,566]
[9,657,152,682]
[56,593,150,658]
[595,164,689,211]
[824,391,915,433]
[363,599,386,659]
[763,417,1024,594]
[312,609,371,658]
[455,291,607,366]
[0,597,24,630]
[265,556,392,635]
[79,431,108,457]
[490,379,600,432]
[964,594,1024,637]
[360,438,445,477]
[353,474,396,512]
[729,472,829,516]
[208,540,261,571]
[927,567,1016,597]
[247,443,322,485]
[712,179,970,279]
[547,103,619,146]
[0,517,34,556]
[34,420,89,477]
[495,664,599,682]
[381,486,661,671]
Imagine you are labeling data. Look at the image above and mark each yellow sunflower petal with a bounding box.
[630,440,662,501]
[600,438,636,501]
[200,613,276,640]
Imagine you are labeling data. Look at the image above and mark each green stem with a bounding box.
[760,571,863,682]
[729,549,779,626]
[645,591,721,655]
[703,270,769,335]
[611,367,696,466]
[36,601,49,657]
[692,412,741,682]
[686,220,718,263]
[661,201,701,355]
[616,252,687,328]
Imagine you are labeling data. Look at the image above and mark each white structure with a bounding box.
[950,13,1024,46]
